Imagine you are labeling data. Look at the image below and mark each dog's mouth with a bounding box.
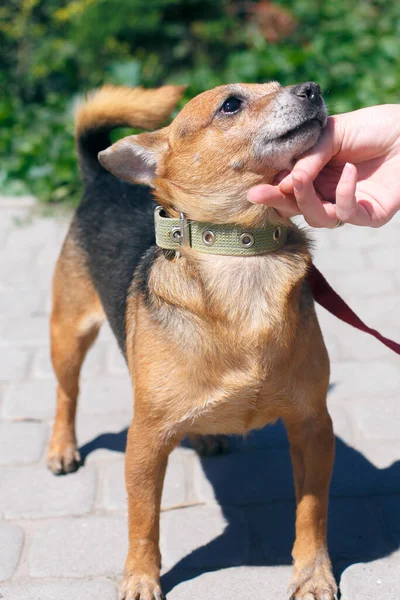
[259,107,328,169]
[274,117,323,142]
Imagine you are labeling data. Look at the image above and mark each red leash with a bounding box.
[308,264,400,356]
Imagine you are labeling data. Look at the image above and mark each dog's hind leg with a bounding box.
[48,231,104,475]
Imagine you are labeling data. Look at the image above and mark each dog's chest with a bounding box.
[185,322,293,435]
[148,253,303,434]
[198,253,295,333]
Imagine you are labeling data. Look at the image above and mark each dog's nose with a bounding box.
[292,82,322,104]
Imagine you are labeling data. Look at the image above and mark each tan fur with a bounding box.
[48,229,104,474]
[50,82,336,600]
[75,84,186,138]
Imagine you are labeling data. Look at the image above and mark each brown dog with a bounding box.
[48,81,337,600]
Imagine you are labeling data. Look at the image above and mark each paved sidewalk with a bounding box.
[0,198,399,599]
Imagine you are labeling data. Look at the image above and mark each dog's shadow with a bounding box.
[80,419,400,596]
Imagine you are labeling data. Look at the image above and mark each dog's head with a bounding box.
[99,81,327,226]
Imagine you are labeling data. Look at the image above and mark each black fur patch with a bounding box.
[75,171,157,355]
[78,128,114,183]
[134,245,161,309]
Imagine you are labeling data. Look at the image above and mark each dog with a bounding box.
[48,81,337,600]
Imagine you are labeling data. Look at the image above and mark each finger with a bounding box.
[335,163,374,226]
[335,163,359,222]
[292,170,338,228]
[279,117,337,194]
[247,184,300,217]
[355,182,399,227]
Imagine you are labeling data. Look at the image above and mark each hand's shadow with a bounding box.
[80,421,400,596]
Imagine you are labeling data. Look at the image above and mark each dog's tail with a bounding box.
[75,84,185,183]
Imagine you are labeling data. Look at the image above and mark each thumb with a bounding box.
[279,117,339,194]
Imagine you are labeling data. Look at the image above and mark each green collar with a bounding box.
[154,206,288,256]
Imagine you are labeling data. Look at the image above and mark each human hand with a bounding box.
[248,104,400,227]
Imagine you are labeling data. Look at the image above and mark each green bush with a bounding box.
[1,0,399,203]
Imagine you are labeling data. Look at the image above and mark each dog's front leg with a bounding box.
[121,416,177,600]
[284,412,337,600]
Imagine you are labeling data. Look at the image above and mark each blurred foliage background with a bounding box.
[1,0,399,204]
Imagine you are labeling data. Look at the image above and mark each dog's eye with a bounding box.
[220,97,243,114]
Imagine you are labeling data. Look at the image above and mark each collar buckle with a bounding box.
[178,212,189,246]
[156,206,190,247]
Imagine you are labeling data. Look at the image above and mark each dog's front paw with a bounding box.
[47,439,81,475]
[288,556,338,600]
[120,573,165,600]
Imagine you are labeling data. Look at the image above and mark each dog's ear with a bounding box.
[98,130,168,187]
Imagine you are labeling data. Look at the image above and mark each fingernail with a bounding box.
[292,174,303,192]
[342,162,354,180]
[278,175,293,193]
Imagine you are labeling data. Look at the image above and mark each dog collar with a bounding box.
[154,206,288,256]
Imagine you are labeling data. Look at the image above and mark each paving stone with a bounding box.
[35,242,62,268]
[42,290,52,315]
[379,496,400,545]
[0,287,43,318]
[330,437,400,497]
[102,447,194,511]
[246,502,295,564]
[321,331,343,362]
[351,395,400,440]
[329,361,400,400]
[0,347,31,381]
[350,438,400,469]
[80,374,133,414]
[193,448,294,506]
[165,565,293,600]
[102,460,127,511]
[367,246,399,271]
[314,271,397,314]
[316,307,396,362]
[2,379,56,420]
[1,204,399,596]
[0,254,39,289]
[0,317,49,346]
[77,412,131,463]
[0,383,6,410]
[29,516,128,577]
[0,522,24,581]
[328,498,391,562]
[353,295,400,337]
[311,228,335,251]
[0,581,117,600]
[0,465,96,518]
[328,404,354,445]
[160,505,249,569]
[316,221,396,251]
[3,216,62,252]
[106,344,128,375]
[97,321,116,342]
[0,421,46,465]
[340,551,400,600]
[245,496,390,566]
[314,247,369,273]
